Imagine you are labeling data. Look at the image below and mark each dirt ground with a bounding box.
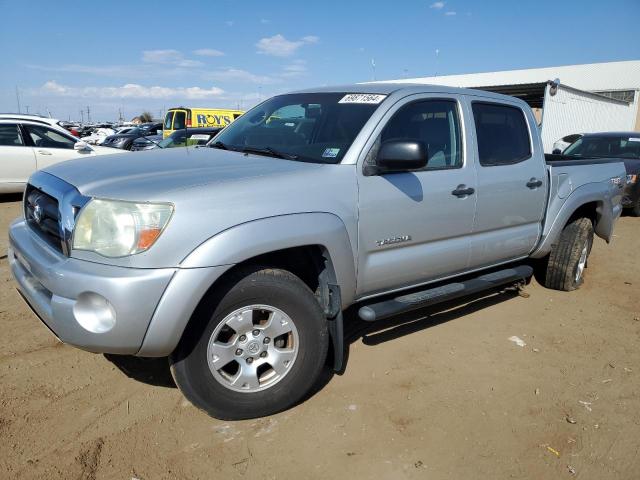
[0,194,638,480]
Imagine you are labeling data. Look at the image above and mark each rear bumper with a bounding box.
[9,219,175,354]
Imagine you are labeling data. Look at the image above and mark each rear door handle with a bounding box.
[451,184,475,197]
[37,150,52,155]
[526,178,543,189]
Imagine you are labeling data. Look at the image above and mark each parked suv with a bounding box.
[102,122,163,150]
[8,85,626,419]
[0,115,122,193]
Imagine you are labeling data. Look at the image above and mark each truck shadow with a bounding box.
[304,287,521,401]
[103,354,176,388]
[103,288,521,401]
[0,193,24,203]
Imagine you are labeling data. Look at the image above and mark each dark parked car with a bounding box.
[131,127,222,151]
[130,133,163,151]
[554,132,640,216]
[102,122,163,150]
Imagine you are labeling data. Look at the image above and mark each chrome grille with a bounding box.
[23,171,90,256]
[25,185,64,252]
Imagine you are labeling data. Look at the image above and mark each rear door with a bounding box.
[356,95,477,296]
[468,100,547,269]
[0,123,36,187]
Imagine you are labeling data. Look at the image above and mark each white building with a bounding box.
[383,60,640,152]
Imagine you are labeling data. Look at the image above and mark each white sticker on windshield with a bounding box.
[189,134,210,140]
[629,137,640,142]
[322,148,340,158]
[339,94,387,104]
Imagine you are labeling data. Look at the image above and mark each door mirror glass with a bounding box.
[375,140,427,173]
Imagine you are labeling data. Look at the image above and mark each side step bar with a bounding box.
[358,265,533,322]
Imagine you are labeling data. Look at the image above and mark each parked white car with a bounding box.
[81,127,116,145]
[0,115,124,193]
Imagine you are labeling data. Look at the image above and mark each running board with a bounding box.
[358,265,533,322]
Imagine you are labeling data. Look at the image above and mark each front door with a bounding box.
[23,123,90,170]
[356,96,477,297]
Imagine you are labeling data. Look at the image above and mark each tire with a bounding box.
[631,200,640,217]
[544,217,594,291]
[170,267,329,420]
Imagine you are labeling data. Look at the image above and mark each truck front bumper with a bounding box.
[9,219,176,354]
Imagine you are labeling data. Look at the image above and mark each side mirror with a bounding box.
[74,141,91,152]
[370,140,427,175]
[552,148,562,155]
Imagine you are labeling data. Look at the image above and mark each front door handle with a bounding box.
[526,178,543,189]
[451,184,475,197]
[37,150,52,155]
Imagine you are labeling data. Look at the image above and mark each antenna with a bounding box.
[371,58,376,81]
[15,86,21,113]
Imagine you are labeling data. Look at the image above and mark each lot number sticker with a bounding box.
[339,94,387,104]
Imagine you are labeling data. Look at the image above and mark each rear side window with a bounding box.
[164,111,174,129]
[0,124,24,146]
[472,102,531,166]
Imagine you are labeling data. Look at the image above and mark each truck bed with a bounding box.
[544,154,623,167]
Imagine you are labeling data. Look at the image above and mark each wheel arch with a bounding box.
[137,213,356,357]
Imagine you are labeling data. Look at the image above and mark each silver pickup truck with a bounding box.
[8,84,626,420]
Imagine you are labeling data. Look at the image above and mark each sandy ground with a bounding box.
[0,194,638,480]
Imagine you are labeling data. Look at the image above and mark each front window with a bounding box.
[211,93,384,163]
[25,124,76,149]
[164,111,174,130]
[563,136,640,159]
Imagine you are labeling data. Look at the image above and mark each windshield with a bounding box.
[211,92,384,163]
[563,135,640,159]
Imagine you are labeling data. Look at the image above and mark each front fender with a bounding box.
[180,213,357,307]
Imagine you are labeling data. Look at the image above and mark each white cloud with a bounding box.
[256,34,318,57]
[260,18,270,24]
[193,48,225,57]
[445,11,457,16]
[205,68,279,84]
[225,20,234,27]
[430,1,445,9]
[142,49,203,67]
[38,81,224,99]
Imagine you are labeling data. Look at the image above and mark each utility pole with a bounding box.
[25,105,30,114]
[86,106,91,124]
[15,86,21,113]
[80,109,84,123]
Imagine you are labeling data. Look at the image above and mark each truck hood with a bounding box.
[43,147,323,200]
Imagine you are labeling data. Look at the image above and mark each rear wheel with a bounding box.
[631,200,640,217]
[170,268,329,420]
[544,217,594,291]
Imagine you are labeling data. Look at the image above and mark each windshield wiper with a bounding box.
[209,140,229,150]
[238,146,299,160]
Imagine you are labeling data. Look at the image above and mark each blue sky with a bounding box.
[1,0,638,122]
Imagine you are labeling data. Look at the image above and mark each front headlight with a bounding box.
[73,199,174,257]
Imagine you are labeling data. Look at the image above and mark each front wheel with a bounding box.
[544,217,594,291]
[170,268,329,420]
